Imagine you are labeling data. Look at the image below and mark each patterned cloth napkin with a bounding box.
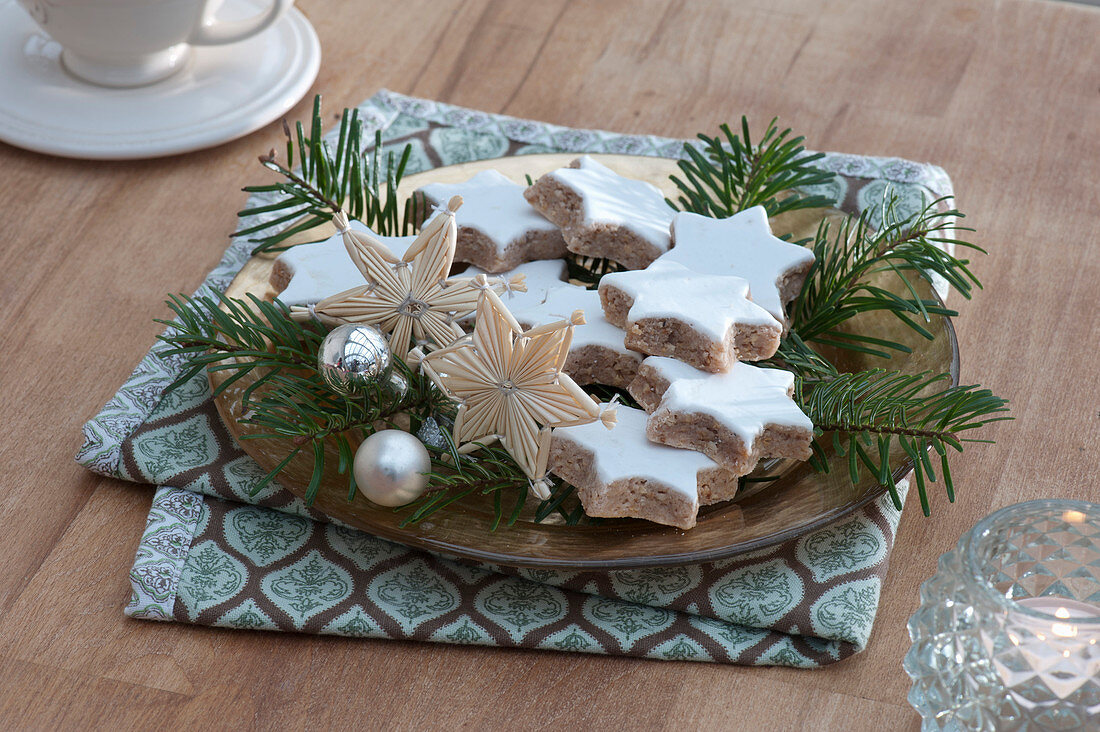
[77,90,953,667]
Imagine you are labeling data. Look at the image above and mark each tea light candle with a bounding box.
[1015,597,1100,639]
[906,500,1100,728]
[1000,596,1100,700]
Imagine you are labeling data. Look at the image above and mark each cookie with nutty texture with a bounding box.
[523,156,674,270]
[660,207,815,326]
[549,406,740,529]
[629,356,814,475]
[511,284,642,389]
[414,170,566,273]
[598,261,782,372]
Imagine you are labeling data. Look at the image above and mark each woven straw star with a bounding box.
[297,196,523,362]
[419,288,615,494]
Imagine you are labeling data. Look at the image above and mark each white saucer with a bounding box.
[0,0,321,160]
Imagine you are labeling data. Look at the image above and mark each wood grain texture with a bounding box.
[0,0,1098,728]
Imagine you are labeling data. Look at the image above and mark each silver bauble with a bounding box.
[318,324,392,395]
[353,429,431,507]
[383,370,411,405]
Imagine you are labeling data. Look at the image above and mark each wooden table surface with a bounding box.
[2,0,1098,728]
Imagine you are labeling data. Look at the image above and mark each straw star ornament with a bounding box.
[419,289,615,497]
[296,196,523,361]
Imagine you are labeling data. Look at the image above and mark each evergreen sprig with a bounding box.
[233,95,416,254]
[156,291,578,525]
[406,446,532,530]
[564,253,626,287]
[668,118,837,218]
[764,331,838,380]
[789,196,983,363]
[797,370,1010,515]
[157,291,323,401]
[401,432,596,528]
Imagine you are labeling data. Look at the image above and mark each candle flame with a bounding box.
[1062,510,1086,523]
[1051,607,1079,638]
[1052,622,1078,639]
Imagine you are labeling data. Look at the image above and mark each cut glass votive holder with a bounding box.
[905,499,1100,731]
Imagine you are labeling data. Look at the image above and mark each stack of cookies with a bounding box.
[525,158,816,530]
[269,156,817,530]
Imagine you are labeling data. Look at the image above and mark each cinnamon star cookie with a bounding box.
[660,207,815,325]
[511,284,642,389]
[629,356,814,475]
[549,406,739,529]
[524,156,675,269]
[456,258,568,326]
[598,261,782,372]
[269,220,416,306]
[414,169,566,273]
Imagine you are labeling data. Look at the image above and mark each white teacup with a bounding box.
[18,0,294,87]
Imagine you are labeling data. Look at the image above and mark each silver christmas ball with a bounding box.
[384,370,411,405]
[353,429,431,507]
[318,324,392,395]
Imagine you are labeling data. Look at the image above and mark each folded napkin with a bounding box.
[78,90,952,667]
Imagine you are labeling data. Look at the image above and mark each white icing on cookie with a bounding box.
[662,207,815,323]
[511,284,634,357]
[456,259,568,325]
[416,169,559,257]
[273,221,416,306]
[599,261,780,341]
[551,405,714,502]
[641,357,813,444]
[548,156,674,255]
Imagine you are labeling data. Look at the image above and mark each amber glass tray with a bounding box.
[213,154,958,569]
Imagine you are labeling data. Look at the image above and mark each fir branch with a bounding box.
[234,95,415,254]
[790,195,983,360]
[668,118,837,218]
[156,291,324,399]
[759,330,838,380]
[584,383,641,411]
[563,252,626,288]
[402,439,533,529]
[796,369,1011,515]
[403,449,596,528]
[236,354,461,504]
[157,292,527,505]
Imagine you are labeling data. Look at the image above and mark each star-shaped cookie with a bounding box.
[511,284,642,389]
[456,258,568,327]
[270,220,416,306]
[548,405,738,529]
[524,156,675,269]
[419,288,606,490]
[629,357,814,474]
[660,207,815,324]
[598,261,782,372]
[415,170,566,273]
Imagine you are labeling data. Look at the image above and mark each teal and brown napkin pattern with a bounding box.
[78,90,953,667]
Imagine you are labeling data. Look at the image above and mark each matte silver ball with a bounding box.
[318,324,392,395]
[353,430,431,507]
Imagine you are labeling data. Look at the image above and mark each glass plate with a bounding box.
[213,153,958,569]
